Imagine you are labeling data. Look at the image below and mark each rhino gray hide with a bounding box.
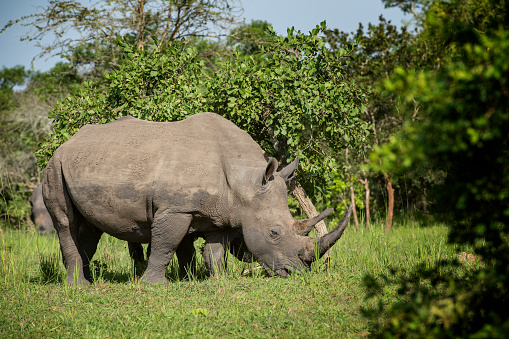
[43,113,352,284]
[30,183,54,235]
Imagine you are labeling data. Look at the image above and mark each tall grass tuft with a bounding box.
[38,253,64,284]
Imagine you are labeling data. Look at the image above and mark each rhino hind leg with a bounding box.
[176,235,197,280]
[43,179,89,285]
[140,212,192,284]
[128,242,145,263]
[77,221,103,282]
[128,242,148,277]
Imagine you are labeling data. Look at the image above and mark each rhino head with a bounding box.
[30,183,54,235]
[240,157,352,277]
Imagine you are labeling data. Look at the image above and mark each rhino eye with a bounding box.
[269,227,281,238]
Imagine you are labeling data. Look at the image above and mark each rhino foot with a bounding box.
[66,275,91,286]
[140,271,168,284]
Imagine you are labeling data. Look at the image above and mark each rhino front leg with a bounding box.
[203,231,240,277]
[203,240,225,277]
[141,212,192,284]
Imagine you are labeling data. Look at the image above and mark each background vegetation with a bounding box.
[1,0,508,336]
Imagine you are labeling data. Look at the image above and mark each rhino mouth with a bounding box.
[263,259,309,277]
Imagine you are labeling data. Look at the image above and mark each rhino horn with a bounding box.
[299,206,352,263]
[279,156,299,182]
[293,208,334,236]
[315,205,352,258]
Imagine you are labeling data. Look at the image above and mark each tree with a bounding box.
[227,19,273,56]
[0,66,27,112]
[2,0,242,79]
[207,23,370,236]
[367,26,509,338]
[325,17,426,231]
[0,64,74,227]
[363,0,509,335]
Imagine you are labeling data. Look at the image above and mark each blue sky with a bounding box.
[0,0,409,72]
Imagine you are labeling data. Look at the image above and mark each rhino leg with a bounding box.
[77,221,103,282]
[203,231,238,277]
[203,239,225,277]
[140,212,192,284]
[176,234,197,280]
[128,242,145,263]
[45,184,89,285]
[227,231,255,263]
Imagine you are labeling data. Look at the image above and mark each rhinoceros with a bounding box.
[30,183,54,235]
[43,113,352,284]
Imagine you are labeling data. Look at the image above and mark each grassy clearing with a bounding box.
[0,220,480,337]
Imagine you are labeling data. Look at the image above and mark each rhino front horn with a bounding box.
[314,205,353,259]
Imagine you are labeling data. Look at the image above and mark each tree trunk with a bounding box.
[289,180,328,237]
[289,179,330,260]
[136,0,146,50]
[384,173,394,233]
[348,175,359,232]
[358,171,370,228]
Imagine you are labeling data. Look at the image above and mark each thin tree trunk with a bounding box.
[289,179,331,261]
[345,148,358,231]
[136,0,146,50]
[368,108,394,232]
[358,171,370,228]
[384,173,394,233]
[289,180,328,237]
[348,175,359,232]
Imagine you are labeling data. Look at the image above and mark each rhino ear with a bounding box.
[279,156,299,182]
[263,157,278,185]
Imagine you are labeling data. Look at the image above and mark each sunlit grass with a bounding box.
[0,219,480,337]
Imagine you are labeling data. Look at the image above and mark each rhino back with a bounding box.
[54,113,266,236]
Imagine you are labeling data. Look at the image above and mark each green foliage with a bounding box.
[227,20,273,56]
[208,22,370,192]
[325,16,442,215]
[1,0,242,80]
[367,25,509,338]
[0,188,31,227]
[0,62,82,228]
[0,65,26,112]
[37,38,206,166]
[38,24,370,195]
[29,62,83,100]
[319,171,366,213]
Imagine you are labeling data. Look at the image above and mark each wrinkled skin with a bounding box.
[43,113,350,285]
[30,183,54,235]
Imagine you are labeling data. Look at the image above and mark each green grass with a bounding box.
[0,220,480,337]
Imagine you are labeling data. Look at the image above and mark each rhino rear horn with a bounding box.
[293,208,333,236]
[279,157,299,182]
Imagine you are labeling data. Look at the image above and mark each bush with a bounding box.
[367,28,509,337]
